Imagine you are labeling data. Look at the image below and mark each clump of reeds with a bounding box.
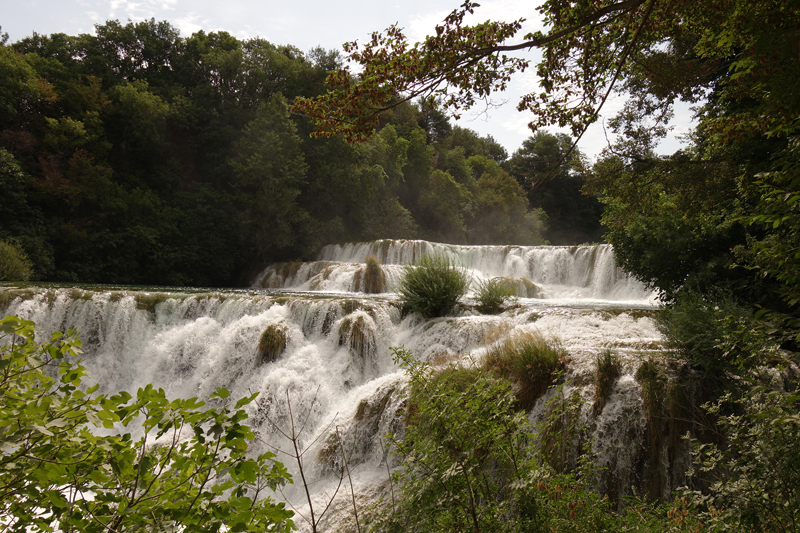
[398,254,469,318]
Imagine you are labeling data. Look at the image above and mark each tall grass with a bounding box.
[483,330,569,410]
[635,358,665,458]
[398,254,469,318]
[475,278,517,314]
[593,350,621,416]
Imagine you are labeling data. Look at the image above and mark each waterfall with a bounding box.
[1,240,682,527]
[255,239,656,302]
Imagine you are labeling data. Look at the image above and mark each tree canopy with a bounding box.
[295,0,798,145]
[0,19,555,286]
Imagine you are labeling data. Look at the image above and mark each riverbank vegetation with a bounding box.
[2,0,799,529]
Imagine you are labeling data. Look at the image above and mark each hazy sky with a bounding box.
[2,0,693,159]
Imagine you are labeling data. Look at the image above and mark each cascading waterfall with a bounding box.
[1,240,684,530]
[256,239,655,302]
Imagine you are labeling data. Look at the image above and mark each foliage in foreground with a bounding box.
[383,348,532,532]
[689,387,800,533]
[397,254,469,318]
[378,347,708,533]
[0,315,294,532]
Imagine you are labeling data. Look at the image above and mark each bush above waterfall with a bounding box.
[0,240,33,281]
[397,254,469,318]
[475,277,518,314]
[482,330,569,410]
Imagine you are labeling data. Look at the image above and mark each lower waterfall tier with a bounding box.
[1,283,689,519]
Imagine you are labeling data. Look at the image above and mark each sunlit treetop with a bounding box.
[293,0,799,145]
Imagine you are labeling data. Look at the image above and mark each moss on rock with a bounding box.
[258,323,287,364]
[363,256,385,293]
[338,314,375,360]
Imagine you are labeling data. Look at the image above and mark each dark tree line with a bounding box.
[0,20,601,286]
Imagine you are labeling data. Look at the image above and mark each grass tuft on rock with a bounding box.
[398,254,469,318]
[338,314,375,360]
[593,350,621,416]
[363,255,385,293]
[258,324,287,363]
[483,330,568,410]
[475,278,517,314]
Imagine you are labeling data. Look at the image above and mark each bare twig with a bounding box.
[337,426,362,533]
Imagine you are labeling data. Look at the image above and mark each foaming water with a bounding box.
[2,241,669,525]
[256,239,657,302]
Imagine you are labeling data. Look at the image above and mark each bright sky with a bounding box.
[2,0,693,160]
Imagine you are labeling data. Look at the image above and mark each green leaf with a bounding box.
[213,387,231,400]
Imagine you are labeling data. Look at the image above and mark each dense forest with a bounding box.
[0,20,602,286]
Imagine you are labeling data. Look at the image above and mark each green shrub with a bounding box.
[475,277,518,314]
[0,240,33,281]
[655,291,752,387]
[483,330,569,410]
[593,350,621,416]
[398,254,469,318]
[382,347,716,533]
[689,388,800,531]
[385,347,534,533]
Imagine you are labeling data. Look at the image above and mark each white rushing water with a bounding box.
[1,240,673,529]
[255,239,657,303]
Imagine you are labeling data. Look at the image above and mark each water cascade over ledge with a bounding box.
[2,240,691,530]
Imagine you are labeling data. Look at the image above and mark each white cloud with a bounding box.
[173,13,203,36]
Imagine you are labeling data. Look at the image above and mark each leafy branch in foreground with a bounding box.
[0,315,294,532]
[292,0,659,144]
[688,387,800,533]
[258,388,346,533]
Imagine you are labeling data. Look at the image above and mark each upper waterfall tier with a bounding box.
[255,239,656,302]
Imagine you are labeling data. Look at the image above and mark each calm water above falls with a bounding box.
[1,240,679,529]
